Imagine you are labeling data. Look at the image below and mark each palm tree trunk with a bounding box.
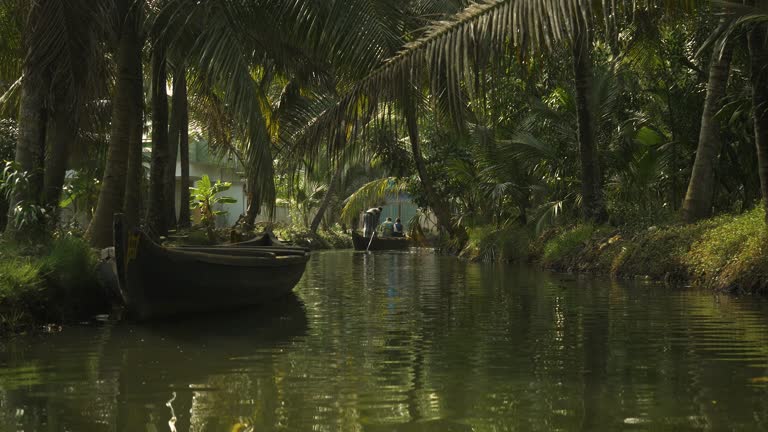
[572,24,608,224]
[123,51,144,230]
[682,19,734,223]
[6,58,48,240]
[166,65,187,231]
[147,44,170,238]
[403,97,467,246]
[43,102,77,219]
[749,24,768,224]
[244,181,260,229]
[310,162,342,234]
[87,0,142,247]
[177,70,191,228]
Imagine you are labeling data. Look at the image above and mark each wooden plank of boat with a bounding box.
[175,232,310,253]
[351,231,410,251]
[173,246,307,257]
[113,216,310,321]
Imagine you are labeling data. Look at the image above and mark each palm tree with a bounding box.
[6,0,104,241]
[174,65,191,228]
[147,40,170,238]
[286,1,629,232]
[682,18,736,223]
[749,22,768,223]
[87,0,145,247]
[571,14,609,223]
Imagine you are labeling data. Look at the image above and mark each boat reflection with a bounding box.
[105,293,308,432]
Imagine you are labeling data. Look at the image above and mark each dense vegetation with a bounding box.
[2,0,768,331]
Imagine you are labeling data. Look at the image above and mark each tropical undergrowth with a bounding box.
[460,207,768,294]
[274,223,352,250]
[0,235,107,335]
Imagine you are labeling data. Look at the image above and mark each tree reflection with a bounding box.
[2,252,768,431]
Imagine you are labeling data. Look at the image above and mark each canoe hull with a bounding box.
[352,231,410,251]
[114,219,310,320]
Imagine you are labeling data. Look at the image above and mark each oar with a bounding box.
[366,228,376,252]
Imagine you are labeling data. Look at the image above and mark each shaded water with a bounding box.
[2,250,768,431]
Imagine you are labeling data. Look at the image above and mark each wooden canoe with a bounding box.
[352,231,410,251]
[113,217,310,320]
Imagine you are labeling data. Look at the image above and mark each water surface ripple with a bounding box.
[1,250,768,431]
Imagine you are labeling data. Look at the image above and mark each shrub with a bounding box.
[0,245,46,333]
[276,224,352,250]
[40,236,107,319]
[684,208,768,292]
[463,225,531,262]
[542,225,594,265]
[0,255,44,303]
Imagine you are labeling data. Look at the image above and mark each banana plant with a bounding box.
[189,175,237,242]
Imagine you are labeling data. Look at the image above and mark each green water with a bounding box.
[2,250,768,431]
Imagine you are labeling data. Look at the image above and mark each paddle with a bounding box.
[366,228,376,252]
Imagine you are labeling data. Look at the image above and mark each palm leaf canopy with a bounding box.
[287,0,707,158]
[340,176,409,224]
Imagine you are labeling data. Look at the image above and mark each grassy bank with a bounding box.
[0,236,109,335]
[461,207,768,294]
[273,225,352,250]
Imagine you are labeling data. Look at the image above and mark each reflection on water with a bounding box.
[2,250,768,431]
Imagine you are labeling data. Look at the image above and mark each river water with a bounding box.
[2,250,768,431]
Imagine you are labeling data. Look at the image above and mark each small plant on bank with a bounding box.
[190,175,237,242]
[542,225,595,265]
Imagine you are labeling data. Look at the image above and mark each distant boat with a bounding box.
[352,231,410,251]
[113,216,310,320]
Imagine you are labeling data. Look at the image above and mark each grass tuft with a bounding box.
[542,225,594,265]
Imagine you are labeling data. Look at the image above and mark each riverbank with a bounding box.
[461,207,768,294]
[273,226,352,250]
[0,236,110,335]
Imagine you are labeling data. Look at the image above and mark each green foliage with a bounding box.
[276,224,352,250]
[0,119,15,161]
[611,222,717,281]
[0,252,44,301]
[542,225,595,265]
[59,171,101,218]
[0,161,48,235]
[0,236,106,334]
[684,208,768,293]
[462,225,531,263]
[41,236,97,294]
[340,177,409,225]
[190,175,237,241]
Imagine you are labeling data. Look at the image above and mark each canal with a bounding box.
[1,250,768,431]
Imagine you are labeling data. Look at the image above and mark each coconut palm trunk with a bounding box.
[43,101,77,216]
[244,177,260,229]
[87,0,143,247]
[6,63,48,240]
[682,19,734,223]
[147,44,170,238]
[310,162,342,234]
[123,54,145,230]
[572,23,608,224]
[177,71,191,228]
[166,65,186,231]
[749,24,768,224]
[403,97,467,245]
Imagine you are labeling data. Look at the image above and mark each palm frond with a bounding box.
[340,176,409,224]
[290,0,590,157]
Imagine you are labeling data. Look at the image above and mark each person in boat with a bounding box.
[393,218,404,237]
[363,207,383,238]
[381,217,395,237]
